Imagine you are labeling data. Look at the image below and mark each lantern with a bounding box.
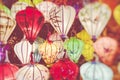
[50,58,78,80]
[35,1,58,22]
[64,37,84,63]
[0,7,16,44]
[80,61,113,80]
[11,1,32,19]
[16,7,45,44]
[16,63,49,80]
[93,37,118,65]
[39,41,59,67]
[78,2,111,40]
[14,38,32,64]
[0,62,19,80]
[113,5,120,25]
[49,5,76,39]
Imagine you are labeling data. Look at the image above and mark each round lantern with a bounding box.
[16,7,44,44]
[16,63,49,80]
[80,61,113,80]
[49,5,76,39]
[0,62,19,80]
[35,1,58,22]
[14,38,32,64]
[78,2,111,39]
[39,41,59,67]
[50,58,78,80]
[64,37,84,63]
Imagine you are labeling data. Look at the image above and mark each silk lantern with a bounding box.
[93,37,118,65]
[78,2,111,40]
[35,1,58,22]
[0,62,19,80]
[16,63,49,80]
[80,61,113,80]
[39,41,60,67]
[113,5,120,25]
[16,7,45,44]
[14,38,32,64]
[64,37,84,63]
[0,7,16,44]
[50,58,78,80]
[49,5,76,39]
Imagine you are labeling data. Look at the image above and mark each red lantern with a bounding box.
[0,62,19,80]
[16,7,44,44]
[50,58,78,80]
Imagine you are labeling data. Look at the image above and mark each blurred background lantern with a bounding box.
[16,7,44,44]
[80,61,113,80]
[49,5,76,40]
[16,63,49,80]
[93,37,118,65]
[113,5,120,25]
[0,62,19,80]
[50,58,78,80]
[14,38,32,64]
[35,1,58,22]
[64,37,84,63]
[39,40,59,67]
[78,2,111,40]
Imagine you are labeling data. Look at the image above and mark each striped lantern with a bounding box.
[0,62,19,80]
[16,63,49,80]
[14,39,32,64]
[80,61,113,80]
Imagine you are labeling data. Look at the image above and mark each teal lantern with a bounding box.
[64,37,84,63]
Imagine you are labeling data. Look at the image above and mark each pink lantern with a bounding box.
[0,62,19,80]
[16,7,44,44]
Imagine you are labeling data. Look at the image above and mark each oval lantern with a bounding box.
[14,39,32,64]
[93,37,118,65]
[35,1,58,22]
[113,5,120,25]
[80,61,113,80]
[50,58,78,80]
[64,37,84,63]
[39,41,59,67]
[16,63,49,80]
[16,7,45,44]
[0,8,16,44]
[78,2,111,40]
[49,5,76,39]
[0,62,19,80]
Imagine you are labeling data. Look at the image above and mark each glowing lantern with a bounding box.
[64,37,84,63]
[16,63,49,80]
[113,5,120,25]
[93,37,118,65]
[16,7,44,44]
[39,41,59,67]
[49,5,76,39]
[50,58,78,80]
[80,61,113,80]
[0,8,16,44]
[14,39,32,64]
[11,1,32,19]
[35,1,58,22]
[0,62,19,80]
[78,2,111,39]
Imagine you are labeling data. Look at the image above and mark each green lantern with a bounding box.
[64,37,84,63]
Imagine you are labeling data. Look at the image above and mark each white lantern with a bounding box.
[16,63,49,80]
[80,61,113,80]
[49,5,76,39]
[35,1,58,22]
[14,39,32,64]
[78,2,111,39]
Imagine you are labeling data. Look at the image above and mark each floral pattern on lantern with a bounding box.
[16,63,49,80]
